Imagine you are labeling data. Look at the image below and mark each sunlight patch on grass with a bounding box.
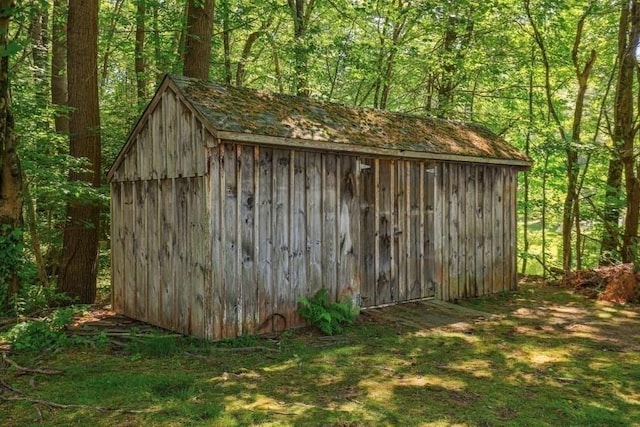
[447,359,495,378]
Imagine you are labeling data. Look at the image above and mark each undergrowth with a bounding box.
[297,288,359,335]
[6,306,108,352]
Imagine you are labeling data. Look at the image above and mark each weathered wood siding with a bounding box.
[110,86,208,183]
[359,159,436,307]
[433,162,518,300]
[111,87,213,337]
[207,143,361,339]
[111,176,211,337]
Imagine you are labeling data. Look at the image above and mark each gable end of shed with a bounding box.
[108,78,215,182]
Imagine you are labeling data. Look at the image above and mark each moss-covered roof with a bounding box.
[170,74,530,164]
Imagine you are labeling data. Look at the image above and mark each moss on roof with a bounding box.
[171,74,529,163]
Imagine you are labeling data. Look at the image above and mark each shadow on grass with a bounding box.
[3,282,639,426]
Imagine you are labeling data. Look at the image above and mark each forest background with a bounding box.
[1,0,639,310]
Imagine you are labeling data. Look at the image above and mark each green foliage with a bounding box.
[298,288,359,335]
[10,282,72,316]
[7,306,85,352]
[0,226,28,312]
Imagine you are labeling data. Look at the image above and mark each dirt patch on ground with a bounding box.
[561,263,640,304]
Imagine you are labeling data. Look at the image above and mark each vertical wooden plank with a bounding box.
[457,164,467,299]
[159,178,174,330]
[322,154,338,301]
[240,145,256,333]
[504,167,518,290]
[424,163,435,297]
[395,160,406,302]
[146,179,160,326]
[389,160,397,303]
[176,178,190,334]
[252,147,260,330]
[195,120,207,175]
[483,166,494,295]
[123,182,135,316]
[492,167,504,293]
[111,182,124,312]
[272,148,290,332]
[209,146,223,340]
[465,165,476,298]
[373,158,381,305]
[256,147,274,334]
[290,151,306,325]
[177,101,189,177]
[475,167,485,297]
[223,144,239,337]
[190,176,205,337]
[449,164,460,301]
[150,105,161,179]
[509,169,518,290]
[202,167,214,340]
[166,91,178,178]
[306,152,322,295]
[377,159,392,304]
[137,126,148,179]
[338,155,360,302]
[134,180,148,321]
[359,158,376,307]
[408,161,421,300]
[441,163,451,301]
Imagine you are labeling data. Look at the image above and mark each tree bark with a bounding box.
[288,0,315,96]
[58,0,101,304]
[618,1,640,265]
[183,0,214,80]
[0,0,23,306]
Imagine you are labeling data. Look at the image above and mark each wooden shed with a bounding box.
[108,74,531,340]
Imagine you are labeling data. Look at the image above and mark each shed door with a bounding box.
[358,158,436,307]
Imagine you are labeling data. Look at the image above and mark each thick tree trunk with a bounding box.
[613,1,640,264]
[0,0,23,306]
[58,0,101,304]
[183,0,214,80]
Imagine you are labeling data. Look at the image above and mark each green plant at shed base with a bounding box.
[298,289,359,335]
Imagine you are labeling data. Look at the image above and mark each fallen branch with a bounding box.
[0,395,158,414]
[0,377,22,394]
[1,353,64,375]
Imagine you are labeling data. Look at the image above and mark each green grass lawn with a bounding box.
[2,281,639,426]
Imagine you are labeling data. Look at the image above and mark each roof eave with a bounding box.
[213,130,532,168]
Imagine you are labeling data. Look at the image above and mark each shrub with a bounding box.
[297,289,359,335]
[7,306,88,353]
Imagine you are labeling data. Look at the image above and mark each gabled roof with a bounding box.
[172,74,530,166]
[109,74,530,180]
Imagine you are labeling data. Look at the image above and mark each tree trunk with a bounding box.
[288,0,315,96]
[615,1,640,265]
[183,0,214,80]
[51,0,68,134]
[29,3,48,101]
[0,0,23,306]
[135,0,147,103]
[221,0,232,85]
[58,0,101,304]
